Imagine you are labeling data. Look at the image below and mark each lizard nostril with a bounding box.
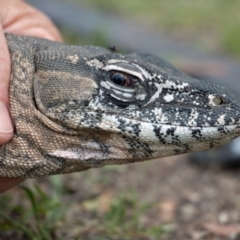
[209,96,224,106]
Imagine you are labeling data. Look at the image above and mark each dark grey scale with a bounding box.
[171,138,181,145]
[131,123,141,137]
[95,112,104,122]
[125,123,140,135]
[191,129,203,140]
[141,144,154,157]
[30,156,66,177]
[164,128,181,145]
[153,125,167,144]
[224,116,236,125]
[193,110,210,126]
[160,76,166,82]
[24,168,39,178]
[148,83,159,96]
[127,139,153,158]
[116,118,128,132]
[97,142,110,156]
[162,107,191,126]
[220,127,230,135]
[166,127,177,137]
[217,127,226,134]
[81,112,100,127]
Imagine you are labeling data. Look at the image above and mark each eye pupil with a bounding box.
[111,73,126,86]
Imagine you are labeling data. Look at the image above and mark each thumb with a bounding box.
[0,26,13,144]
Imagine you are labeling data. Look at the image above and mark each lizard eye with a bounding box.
[100,63,147,103]
[110,72,134,87]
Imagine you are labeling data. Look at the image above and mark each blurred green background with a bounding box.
[71,0,240,56]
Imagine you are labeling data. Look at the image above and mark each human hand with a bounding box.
[0,0,62,193]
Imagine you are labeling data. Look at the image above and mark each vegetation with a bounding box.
[76,0,240,56]
[0,166,173,240]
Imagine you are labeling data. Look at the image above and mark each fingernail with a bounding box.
[0,102,13,133]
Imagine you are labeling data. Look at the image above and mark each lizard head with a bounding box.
[33,46,240,168]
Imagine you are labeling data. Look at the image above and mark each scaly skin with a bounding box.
[1,33,240,178]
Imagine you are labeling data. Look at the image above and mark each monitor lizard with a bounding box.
[1,33,240,178]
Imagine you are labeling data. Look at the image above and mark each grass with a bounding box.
[0,176,67,240]
[0,170,173,240]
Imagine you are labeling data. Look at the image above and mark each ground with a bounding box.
[1,154,240,240]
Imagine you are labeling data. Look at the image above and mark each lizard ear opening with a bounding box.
[33,59,98,120]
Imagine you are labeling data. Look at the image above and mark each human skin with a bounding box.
[0,0,62,193]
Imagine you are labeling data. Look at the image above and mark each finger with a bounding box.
[6,26,62,42]
[0,25,14,143]
[0,177,25,193]
[2,0,62,42]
